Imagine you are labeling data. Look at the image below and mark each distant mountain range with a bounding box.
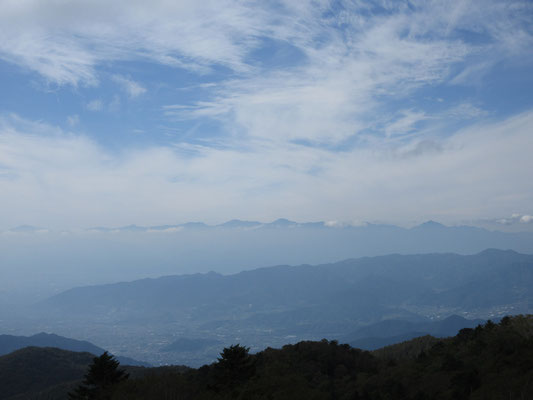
[4,220,533,303]
[44,249,533,319]
[7,218,533,234]
[0,332,150,367]
[36,249,533,365]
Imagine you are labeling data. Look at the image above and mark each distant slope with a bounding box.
[6,219,533,294]
[349,315,486,338]
[371,335,442,361]
[162,338,222,353]
[0,332,150,367]
[350,332,433,351]
[343,315,486,349]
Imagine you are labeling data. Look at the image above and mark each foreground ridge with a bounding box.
[2,315,532,399]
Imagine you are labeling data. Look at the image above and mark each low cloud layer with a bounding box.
[1,110,532,229]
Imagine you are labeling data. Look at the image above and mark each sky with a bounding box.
[0,0,532,230]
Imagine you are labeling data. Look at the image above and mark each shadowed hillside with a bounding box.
[0,347,93,400]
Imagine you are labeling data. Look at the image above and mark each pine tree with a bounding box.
[68,351,128,400]
[213,344,256,390]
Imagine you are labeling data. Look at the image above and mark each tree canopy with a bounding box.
[69,351,128,400]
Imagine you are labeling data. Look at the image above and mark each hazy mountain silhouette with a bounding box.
[41,250,533,335]
[5,220,533,304]
[218,219,262,228]
[38,249,533,366]
[44,250,532,317]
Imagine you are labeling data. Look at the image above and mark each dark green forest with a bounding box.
[111,315,533,399]
[2,315,533,399]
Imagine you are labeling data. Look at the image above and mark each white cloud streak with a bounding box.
[0,0,530,88]
[0,0,280,85]
[162,1,532,145]
[521,215,533,224]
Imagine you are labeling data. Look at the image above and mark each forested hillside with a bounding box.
[110,315,533,399]
[4,315,530,399]
[0,347,93,400]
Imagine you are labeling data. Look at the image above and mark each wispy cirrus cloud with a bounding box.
[162,0,533,147]
[66,114,80,127]
[1,1,531,88]
[112,75,146,98]
[86,99,103,111]
[0,0,288,85]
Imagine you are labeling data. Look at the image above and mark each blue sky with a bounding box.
[0,0,532,229]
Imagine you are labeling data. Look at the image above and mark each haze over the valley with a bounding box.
[1,218,533,304]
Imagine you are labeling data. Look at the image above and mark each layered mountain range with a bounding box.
[29,249,533,365]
